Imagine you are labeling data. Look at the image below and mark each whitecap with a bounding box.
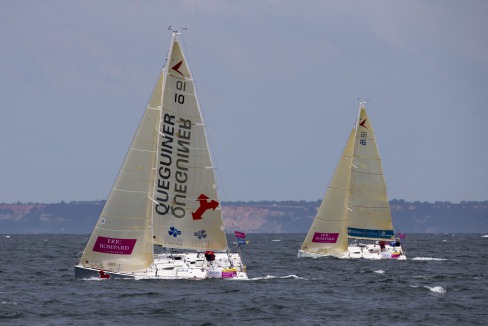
[249,274,306,281]
[83,276,109,281]
[1,301,17,305]
[412,257,447,261]
[374,270,385,274]
[271,239,281,242]
[5,235,10,238]
[425,285,446,294]
[481,235,488,238]
[281,275,305,280]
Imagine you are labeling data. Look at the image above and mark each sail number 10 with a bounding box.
[175,81,186,104]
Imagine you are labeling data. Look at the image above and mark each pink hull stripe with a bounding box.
[93,236,137,255]
[222,271,237,278]
[312,232,339,243]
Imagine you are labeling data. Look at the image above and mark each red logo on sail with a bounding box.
[93,236,137,255]
[359,119,368,128]
[171,61,184,77]
[192,194,219,220]
[312,232,339,243]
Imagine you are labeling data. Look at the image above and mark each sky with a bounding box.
[1,0,487,204]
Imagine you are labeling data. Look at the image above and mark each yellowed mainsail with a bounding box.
[300,104,394,257]
[79,33,227,274]
[347,106,394,240]
[151,35,228,251]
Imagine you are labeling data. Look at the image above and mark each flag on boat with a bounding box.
[398,233,407,239]
[236,238,249,246]
[234,231,248,246]
[234,231,246,239]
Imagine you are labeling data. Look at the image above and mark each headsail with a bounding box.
[79,66,164,273]
[347,105,394,240]
[300,128,354,256]
[151,34,228,251]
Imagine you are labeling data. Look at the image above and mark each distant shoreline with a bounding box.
[1,200,487,234]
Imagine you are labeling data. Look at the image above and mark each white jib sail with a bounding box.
[151,34,228,251]
[300,128,355,256]
[347,105,394,240]
[79,70,164,273]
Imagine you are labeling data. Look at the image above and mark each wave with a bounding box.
[482,235,488,238]
[249,274,306,281]
[1,301,17,305]
[374,270,385,274]
[412,257,447,261]
[409,285,447,294]
[82,276,111,281]
[271,239,281,242]
[425,285,446,294]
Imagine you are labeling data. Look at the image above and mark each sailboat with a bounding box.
[75,32,248,279]
[298,103,406,260]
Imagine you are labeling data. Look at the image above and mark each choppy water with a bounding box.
[1,233,487,325]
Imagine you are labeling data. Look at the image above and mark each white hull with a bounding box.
[75,251,247,280]
[346,242,406,260]
[298,242,406,260]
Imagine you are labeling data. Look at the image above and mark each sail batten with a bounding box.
[351,170,384,176]
[129,147,157,153]
[348,204,390,209]
[112,188,150,194]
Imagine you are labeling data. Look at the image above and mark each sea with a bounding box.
[0,233,487,325]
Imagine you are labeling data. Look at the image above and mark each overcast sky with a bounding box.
[1,0,487,204]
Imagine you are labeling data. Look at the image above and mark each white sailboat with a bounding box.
[75,32,248,279]
[298,103,406,260]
